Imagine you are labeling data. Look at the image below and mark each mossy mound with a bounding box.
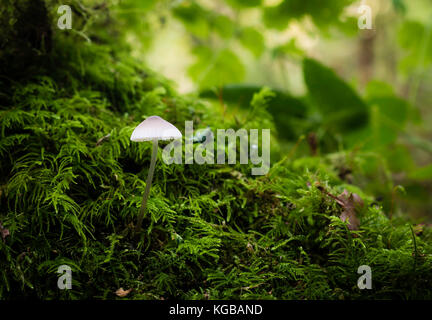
[1,0,432,300]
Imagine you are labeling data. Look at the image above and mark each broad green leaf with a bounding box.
[200,84,307,139]
[368,97,408,126]
[272,39,305,59]
[262,4,291,30]
[399,21,425,51]
[172,2,210,38]
[398,20,432,70]
[303,58,369,133]
[212,15,235,39]
[263,0,355,30]
[355,98,409,150]
[188,48,245,89]
[369,104,398,147]
[238,27,265,58]
[172,2,235,39]
[392,0,407,14]
[365,95,410,148]
[365,80,395,98]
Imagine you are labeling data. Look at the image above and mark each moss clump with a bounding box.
[1,0,432,300]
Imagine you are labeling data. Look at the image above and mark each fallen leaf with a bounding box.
[318,187,364,230]
[115,287,132,297]
[336,190,363,230]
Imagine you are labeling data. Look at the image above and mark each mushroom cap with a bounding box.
[130,115,182,142]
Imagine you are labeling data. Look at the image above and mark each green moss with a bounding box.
[1,0,431,300]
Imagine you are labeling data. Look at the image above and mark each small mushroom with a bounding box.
[130,116,182,233]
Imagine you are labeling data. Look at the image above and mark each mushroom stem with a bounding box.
[135,138,158,233]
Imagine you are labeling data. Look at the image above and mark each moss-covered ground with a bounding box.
[1,0,431,300]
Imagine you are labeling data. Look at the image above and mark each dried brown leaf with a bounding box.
[115,287,132,297]
[317,186,364,231]
[336,190,363,230]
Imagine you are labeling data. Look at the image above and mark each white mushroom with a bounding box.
[131,116,182,142]
[130,116,182,233]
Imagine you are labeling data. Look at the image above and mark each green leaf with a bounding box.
[392,0,406,14]
[200,84,307,140]
[365,80,395,98]
[188,48,245,89]
[368,97,409,126]
[369,104,398,147]
[263,0,355,30]
[362,95,410,148]
[238,27,265,58]
[262,4,291,30]
[172,2,210,38]
[173,2,236,39]
[398,20,432,70]
[303,58,369,133]
[272,39,305,58]
[212,15,235,39]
